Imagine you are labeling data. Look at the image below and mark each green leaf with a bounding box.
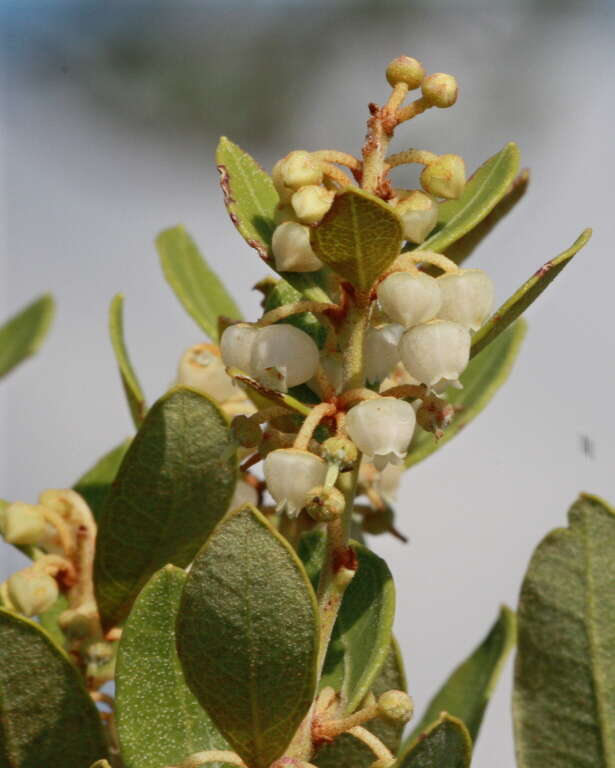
[513,493,615,768]
[471,229,591,357]
[157,225,242,341]
[228,368,313,417]
[444,169,530,266]
[109,294,146,428]
[0,294,55,379]
[38,593,70,650]
[176,505,319,768]
[396,714,473,768]
[314,639,408,768]
[94,387,237,630]
[406,606,515,748]
[264,279,327,348]
[116,565,228,768]
[299,531,396,712]
[0,609,108,768]
[311,187,403,291]
[406,320,526,469]
[418,142,520,254]
[73,440,131,524]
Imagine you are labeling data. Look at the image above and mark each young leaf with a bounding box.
[405,606,515,747]
[176,505,319,768]
[94,387,237,630]
[73,440,131,523]
[396,714,473,768]
[311,187,404,292]
[109,294,147,427]
[0,294,55,379]
[406,319,526,469]
[38,592,70,650]
[157,225,242,341]
[299,531,396,712]
[418,142,520,254]
[0,609,108,767]
[116,566,228,768]
[471,228,591,356]
[513,494,615,768]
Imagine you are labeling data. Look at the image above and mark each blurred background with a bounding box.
[1,0,614,765]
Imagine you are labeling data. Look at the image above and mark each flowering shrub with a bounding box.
[0,54,612,768]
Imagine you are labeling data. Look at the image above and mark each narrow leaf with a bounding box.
[94,387,237,630]
[406,320,526,469]
[176,505,319,768]
[228,368,313,416]
[109,294,146,427]
[472,229,591,356]
[406,607,515,747]
[116,566,228,768]
[419,142,520,254]
[311,187,404,291]
[0,294,55,379]
[513,494,615,768]
[73,440,131,523]
[396,714,473,768]
[0,609,108,767]
[157,225,242,341]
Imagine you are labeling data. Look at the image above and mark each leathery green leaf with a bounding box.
[109,294,146,427]
[396,714,473,768]
[157,225,242,341]
[73,440,131,524]
[406,606,515,748]
[314,638,407,768]
[418,142,520,254]
[94,387,237,631]
[513,494,615,768]
[116,566,228,768]
[406,320,526,469]
[0,294,55,379]
[176,505,319,768]
[472,229,591,356]
[299,531,395,712]
[311,187,403,291]
[0,609,108,768]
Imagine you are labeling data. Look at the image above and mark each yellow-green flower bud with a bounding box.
[291,185,335,225]
[386,56,425,89]
[320,436,359,471]
[274,151,323,195]
[304,486,345,522]
[421,73,458,108]
[420,154,466,200]
[6,567,59,617]
[377,690,414,723]
[3,502,46,546]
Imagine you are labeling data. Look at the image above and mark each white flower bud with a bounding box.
[264,448,327,517]
[177,343,237,402]
[364,324,403,385]
[399,320,471,386]
[250,324,320,392]
[275,150,323,191]
[220,323,259,375]
[272,222,323,272]
[228,479,259,511]
[291,185,335,224]
[7,568,59,617]
[437,269,494,331]
[396,191,439,244]
[377,272,442,328]
[421,73,458,108]
[385,56,425,89]
[345,397,416,470]
[3,502,46,546]
[420,155,466,200]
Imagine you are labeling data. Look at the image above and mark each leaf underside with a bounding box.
[396,714,473,768]
[0,294,55,379]
[73,440,131,524]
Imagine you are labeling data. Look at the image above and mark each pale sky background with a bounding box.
[1,2,614,766]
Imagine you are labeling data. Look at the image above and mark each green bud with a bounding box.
[421,72,458,108]
[420,154,466,199]
[386,56,425,89]
[378,689,414,723]
[304,486,345,522]
[320,436,359,471]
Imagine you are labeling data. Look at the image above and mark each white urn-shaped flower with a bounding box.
[364,324,404,385]
[377,272,442,328]
[220,323,259,374]
[271,221,324,273]
[346,397,416,470]
[264,448,328,517]
[177,344,237,402]
[399,319,471,386]
[436,268,494,331]
[250,324,320,392]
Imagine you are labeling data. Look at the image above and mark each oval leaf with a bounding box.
[418,142,520,254]
[176,505,319,768]
[396,714,473,768]
[116,566,228,768]
[157,225,242,341]
[311,187,404,291]
[513,494,615,768]
[109,294,146,427]
[471,229,591,357]
[94,387,237,630]
[406,606,515,747]
[0,294,55,379]
[406,319,526,469]
[73,440,131,524]
[0,609,108,767]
